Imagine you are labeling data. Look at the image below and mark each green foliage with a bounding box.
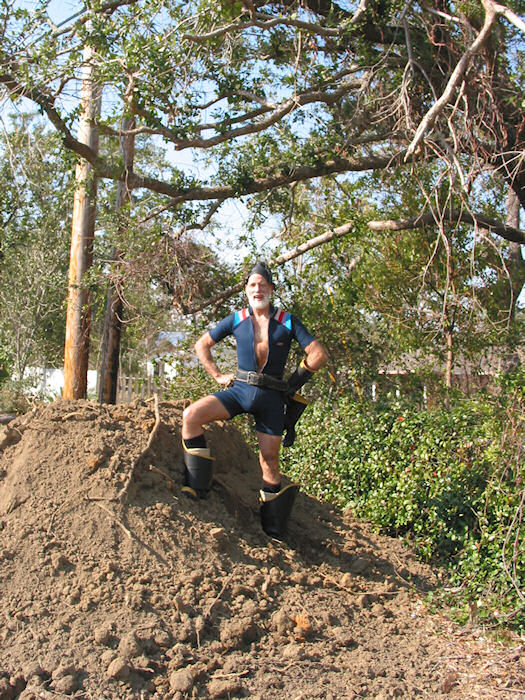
[244,168,523,397]
[284,371,525,629]
[0,114,73,377]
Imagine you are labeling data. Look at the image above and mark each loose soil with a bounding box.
[0,399,523,700]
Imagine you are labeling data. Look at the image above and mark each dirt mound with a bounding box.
[0,399,523,699]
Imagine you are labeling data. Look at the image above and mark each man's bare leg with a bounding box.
[182,395,231,440]
[256,431,282,486]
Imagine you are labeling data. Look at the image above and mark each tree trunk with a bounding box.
[98,286,123,404]
[98,115,135,404]
[442,299,457,393]
[63,45,101,399]
[506,188,525,318]
[445,324,454,390]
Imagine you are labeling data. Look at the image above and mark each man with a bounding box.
[182,261,328,537]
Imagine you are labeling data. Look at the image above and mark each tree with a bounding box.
[63,42,101,399]
[98,112,135,404]
[241,169,523,392]
[0,114,73,381]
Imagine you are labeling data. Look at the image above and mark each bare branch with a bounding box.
[0,69,415,208]
[125,151,408,203]
[349,0,368,26]
[168,200,224,238]
[0,70,100,165]
[183,8,345,44]
[177,81,363,150]
[48,0,142,38]
[490,0,525,33]
[131,75,363,150]
[426,7,462,23]
[194,105,271,132]
[183,19,253,43]
[367,209,525,245]
[252,11,341,37]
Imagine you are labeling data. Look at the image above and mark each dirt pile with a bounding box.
[0,399,523,699]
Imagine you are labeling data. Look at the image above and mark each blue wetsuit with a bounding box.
[209,306,315,435]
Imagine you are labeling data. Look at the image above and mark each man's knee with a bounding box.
[182,404,194,425]
[182,402,203,430]
[183,396,230,429]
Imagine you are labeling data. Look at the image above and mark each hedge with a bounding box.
[283,370,525,630]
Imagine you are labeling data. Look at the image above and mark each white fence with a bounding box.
[114,375,162,403]
[25,365,165,404]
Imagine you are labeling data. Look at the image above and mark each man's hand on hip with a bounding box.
[215,373,235,387]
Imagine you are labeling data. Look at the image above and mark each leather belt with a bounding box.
[235,370,288,392]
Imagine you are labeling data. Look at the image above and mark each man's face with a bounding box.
[245,273,273,310]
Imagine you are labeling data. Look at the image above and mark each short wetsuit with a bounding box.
[209,306,315,435]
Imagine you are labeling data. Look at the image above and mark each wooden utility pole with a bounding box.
[98,114,136,404]
[63,44,101,399]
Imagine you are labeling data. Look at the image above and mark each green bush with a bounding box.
[283,370,524,629]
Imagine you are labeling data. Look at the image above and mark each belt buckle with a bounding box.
[249,371,264,386]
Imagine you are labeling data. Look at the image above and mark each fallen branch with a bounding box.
[47,485,87,535]
[87,496,171,567]
[319,572,398,596]
[211,670,250,680]
[203,572,234,620]
[60,412,85,421]
[149,464,178,491]
[84,394,161,503]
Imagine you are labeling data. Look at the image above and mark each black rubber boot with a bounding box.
[182,446,214,499]
[260,484,299,539]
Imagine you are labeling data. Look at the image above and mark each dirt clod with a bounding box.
[52,673,77,694]
[118,631,142,658]
[169,668,194,693]
[207,677,244,698]
[106,656,131,680]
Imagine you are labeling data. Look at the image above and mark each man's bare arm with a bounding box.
[303,339,329,372]
[194,332,235,386]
